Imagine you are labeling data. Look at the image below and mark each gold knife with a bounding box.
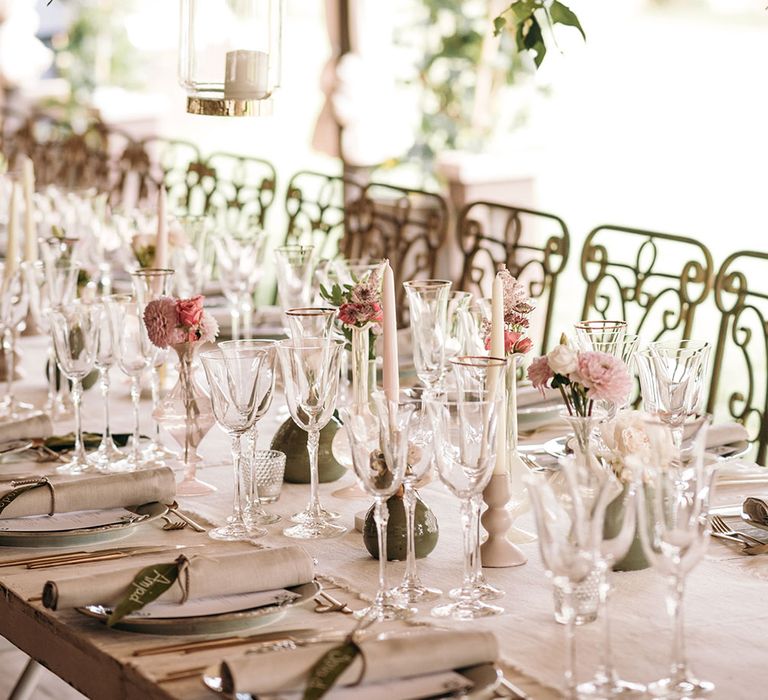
[23,544,205,570]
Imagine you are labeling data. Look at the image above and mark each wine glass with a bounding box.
[174,215,213,297]
[131,268,175,464]
[444,291,474,366]
[341,396,415,621]
[105,296,153,471]
[425,360,505,620]
[381,388,441,604]
[88,297,129,471]
[285,307,337,340]
[277,338,346,539]
[574,320,628,354]
[201,347,270,541]
[635,415,713,698]
[219,339,280,527]
[403,279,452,394]
[48,302,101,474]
[643,340,711,446]
[212,229,269,339]
[275,245,316,315]
[0,264,32,421]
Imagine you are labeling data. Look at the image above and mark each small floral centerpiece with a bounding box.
[143,295,219,349]
[528,335,632,417]
[484,268,535,355]
[320,264,384,360]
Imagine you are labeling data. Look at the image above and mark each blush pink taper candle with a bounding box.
[382,260,399,401]
[155,187,169,270]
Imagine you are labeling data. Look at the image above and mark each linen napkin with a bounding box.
[686,421,749,449]
[0,414,53,444]
[0,467,176,520]
[220,629,498,695]
[43,545,314,611]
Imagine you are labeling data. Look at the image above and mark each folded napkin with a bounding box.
[687,421,750,449]
[743,497,768,527]
[43,545,314,611]
[517,384,562,409]
[220,629,498,695]
[0,414,53,444]
[0,467,175,520]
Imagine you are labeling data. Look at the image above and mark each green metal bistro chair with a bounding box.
[344,182,449,326]
[456,200,570,354]
[580,225,714,342]
[707,251,768,465]
[283,170,365,259]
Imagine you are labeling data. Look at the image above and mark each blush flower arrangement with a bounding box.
[484,268,535,355]
[143,295,219,348]
[320,264,384,359]
[528,334,632,417]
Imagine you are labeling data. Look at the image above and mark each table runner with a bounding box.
[3,335,768,699]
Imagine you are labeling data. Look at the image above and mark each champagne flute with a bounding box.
[48,302,101,474]
[277,338,346,539]
[201,347,270,540]
[0,265,32,420]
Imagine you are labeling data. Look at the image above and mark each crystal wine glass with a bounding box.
[277,337,346,539]
[131,268,175,464]
[380,388,441,604]
[403,279,452,394]
[0,264,32,421]
[212,228,269,339]
[635,415,713,698]
[425,361,505,620]
[275,245,316,316]
[48,302,101,474]
[201,346,270,541]
[341,396,415,621]
[285,307,337,341]
[219,339,280,527]
[574,320,628,354]
[105,296,152,471]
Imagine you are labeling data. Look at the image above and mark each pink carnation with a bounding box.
[144,297,179,348]
[177,295,205,328]
[576,351,632,404]
[527,355,553,391]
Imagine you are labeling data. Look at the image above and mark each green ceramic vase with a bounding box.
[604,484,649,572]
[363,490,439,561]
[271,414,346,483]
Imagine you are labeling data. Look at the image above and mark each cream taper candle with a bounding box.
[22,156,36,262]
[155,187,169,270]
[4,183,20,284]
[491,272,506,475]
[382,260,399,401]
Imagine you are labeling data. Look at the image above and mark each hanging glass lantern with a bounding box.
[178,0,283,116]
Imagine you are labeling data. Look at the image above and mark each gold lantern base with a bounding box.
[186,96,274,117]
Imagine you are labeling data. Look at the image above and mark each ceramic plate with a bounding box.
[202,661,500,699]
[518,399,564,432]
[77,580,320,635]
[544,437,751,463]
[0,502,166,548]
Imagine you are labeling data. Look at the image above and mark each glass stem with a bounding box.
[71,379,85,463]
[231,434,244,526]
[99,368,112,449]
[459,497,476,600]
[4,329,14,411]
[242,296,253,338]
[668,574,687,682]
[402,483,420,587]
[563,581,578,698]
[307,428,321,517]
[130,376,142,464]
[46,342,57,406]
[150,366,162,445]
[247,425,263,513]
[472,493,484,584]
[374,497,389,597]
[230,307,240,342]
[597,560,613,682]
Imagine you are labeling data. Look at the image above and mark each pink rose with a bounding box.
[576,351,632,404]
[176,295,204,328]
[527,355,553,391]
[143,297,179,348]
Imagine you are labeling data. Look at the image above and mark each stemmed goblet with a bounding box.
[574,320,628,353]
[636,415,713,699]
[219,339,280,527]
[285,307,337,341]
[275,245,316,316]
[277,338,346,539]
[342,394,415,621]
[426,357,506,619]
[48,302,101,474]
[105,296,152,471]
[131,268,175,464]
[403,279,452,394]
[88,297,128,470]
[0,265,32,421]
[201,347,270,541]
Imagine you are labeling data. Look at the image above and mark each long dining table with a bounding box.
[1,334,768,700]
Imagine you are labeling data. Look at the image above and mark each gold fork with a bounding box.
[710,514,765,546]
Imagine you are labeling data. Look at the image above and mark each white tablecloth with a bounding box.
[6,335,768,700]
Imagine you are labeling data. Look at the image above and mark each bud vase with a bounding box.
[153,342,216,496]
